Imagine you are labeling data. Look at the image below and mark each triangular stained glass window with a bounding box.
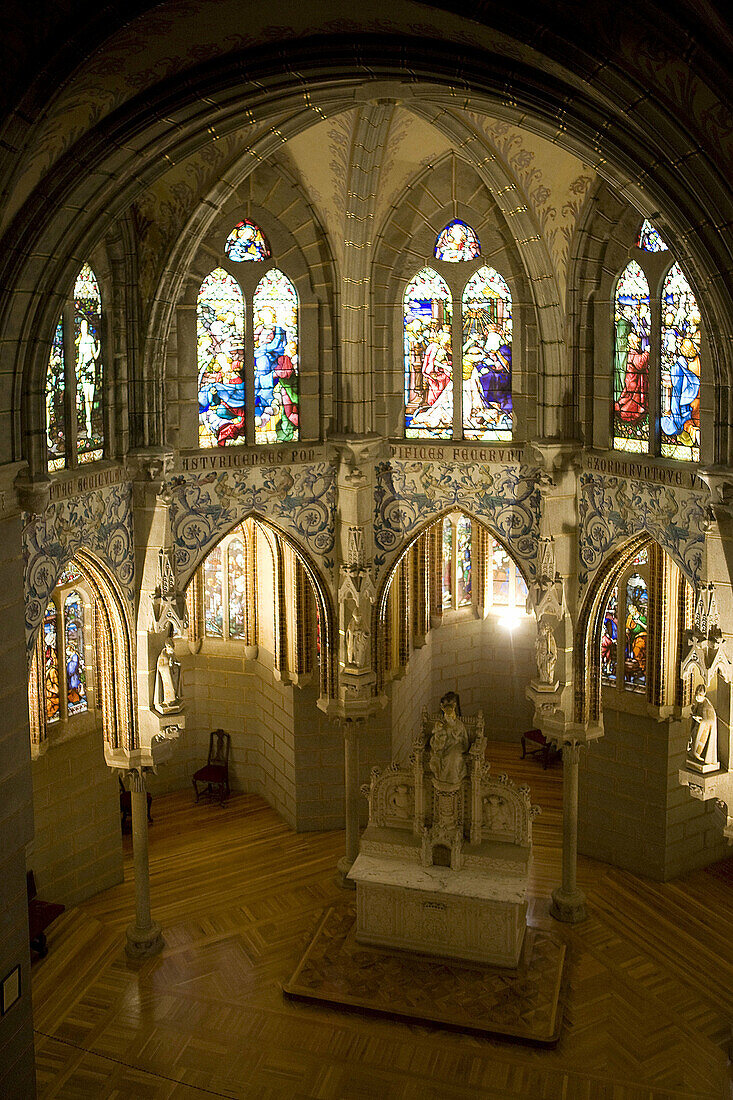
[224,219,271,262]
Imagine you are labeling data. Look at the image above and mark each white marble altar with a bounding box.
[349,693,540,967]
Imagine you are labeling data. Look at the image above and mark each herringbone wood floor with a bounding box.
[31,745,733,1099]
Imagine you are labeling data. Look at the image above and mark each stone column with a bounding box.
[337,719,361,889]
[125,769,164,957]
[550,742,587,923]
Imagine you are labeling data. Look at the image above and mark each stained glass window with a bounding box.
[637,220,668,252]
[224,219,271,263]
[204,545,224,637]
[74,265,104,464]
[434,219,481,263]
[404,269,453,439]
[64,591,88,716]
[46,321,66,471]
[43,602,60,724]
[660,263,700,461]
[228,538,246,639]
[56,562,83,587]
[456,516,472,606]
[623,573,647,692]
[613,261,650,454]
[197,269,246,448]
[442,517,453,608]
[601,586,618,685]
[253,269,299,444]
[515,568,528,607]
[631,547,648,566]
[462,267,513,440]
[492,544,511,605]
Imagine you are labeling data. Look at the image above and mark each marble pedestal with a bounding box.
[349,854,527,967]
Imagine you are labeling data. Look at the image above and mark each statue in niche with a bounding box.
[483,794,513,833]
[345,606,370,668]
[688,683,719,768]
[535,619,558,684]
[154,638,182,714]
[429,691,470,787]
[387,783,413,819]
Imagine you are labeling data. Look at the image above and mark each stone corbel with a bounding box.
[14,467,53,516]
[129,446,176,501]
[697,467,733,519]
[329,432,385,487]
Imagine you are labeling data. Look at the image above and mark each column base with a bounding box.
[336,856,356,890]
[550,887,587,924]
[125,920,164,958]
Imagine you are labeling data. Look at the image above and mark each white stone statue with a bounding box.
[483,794,513,833]
[535,619,557,684]
[345,606,370,668]
[153,638,182,714]
[387,783,412,818]
[429,691,469,786]
[688,684,719,769]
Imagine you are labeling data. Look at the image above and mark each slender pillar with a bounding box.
[337,720,361,889]
[125,769,164,956]
[550,741,587,923]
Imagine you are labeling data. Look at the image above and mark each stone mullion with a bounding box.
[474,525,487,617]
[677,574,695,708]
[398,557,410,668]
[647,542,665,707]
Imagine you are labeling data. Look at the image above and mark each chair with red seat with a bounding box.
[192,729,231,805]
[27,870,65,959]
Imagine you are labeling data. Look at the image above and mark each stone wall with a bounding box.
[578,706,729,881]
[26,724,123,909]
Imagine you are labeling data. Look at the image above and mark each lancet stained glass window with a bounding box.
[404,269,453,438]
[613,261,650,453]
[64,591,88,716]
[228,539,246,639]
[43,603,60,724]
[441,518,453,608]
[74,265,103,464]
[253,269,299,444]
[197,269,246,448]
[462,267,512,440]
[601,586,618,685]
[623,573,647,692]
[637,219,669,252]
[46,322,65,471]
[225,219,271,263]
[661,263,700,461]
[456,515,472,606]
[435,219,481,263]
[204,545,224,637]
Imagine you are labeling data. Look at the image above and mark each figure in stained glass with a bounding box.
[623,574,647,691]
[462,267,513,440]
[613,261,650,452]
[492,544,510,605]
[64,592,88,716]
[197,269,246,447]
[637,219,668,252]
[660,263,700,461]
[224,219,271,263]
[253,269,299,444]
[601,586,618,684]
[228,538,246,639]
[204,545,224,637]
[441,517,452,608]
[74,264,104,462]
[404,269,453,438]
[434,219,481,263]
[46,320,66,470]
[43,603,60,724]
[456,515,472,606]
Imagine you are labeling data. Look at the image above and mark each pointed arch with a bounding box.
[462,265,513,441]
[197,267,246,448]
[404,267,453,439]
[252,268,299,444]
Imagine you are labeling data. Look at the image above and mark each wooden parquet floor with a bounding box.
[31,745,733,1099]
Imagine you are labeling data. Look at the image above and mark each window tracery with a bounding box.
[613,222,700,462]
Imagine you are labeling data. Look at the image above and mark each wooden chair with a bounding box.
[193,729,231,806]
[119,775,153,832]
[520,727,561,769]
[27,871,65,959]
